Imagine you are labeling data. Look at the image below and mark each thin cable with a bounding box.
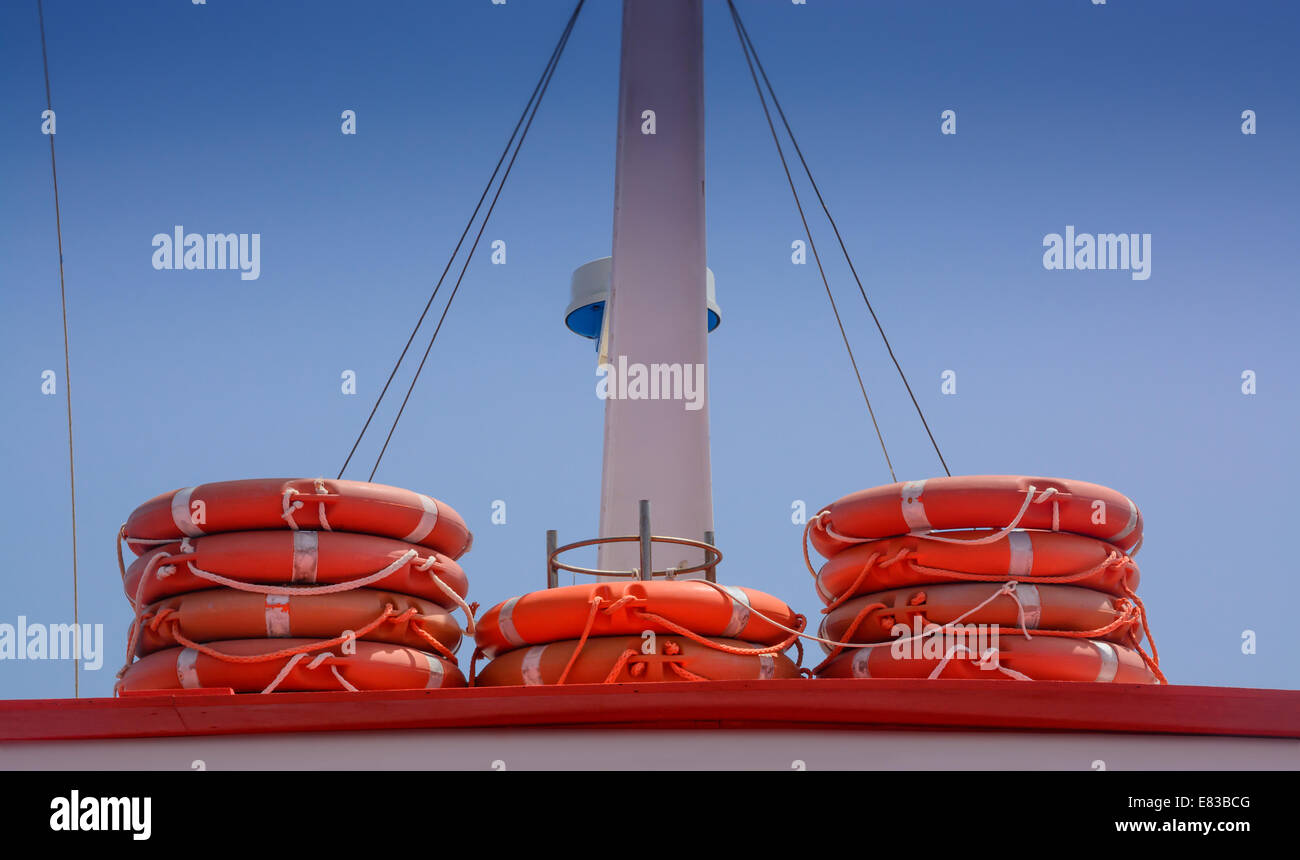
[726,2,895,481]
[729,0,950,477]
[338,0,586,479]
[37,0,79,698]
[367,0,584,480]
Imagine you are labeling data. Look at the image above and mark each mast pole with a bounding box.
[597,0,712,577]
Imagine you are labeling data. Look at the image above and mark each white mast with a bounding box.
[595,0,712,576]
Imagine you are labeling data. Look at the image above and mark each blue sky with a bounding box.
[1,0,1296,699]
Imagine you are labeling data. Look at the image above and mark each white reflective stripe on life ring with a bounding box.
[520,645,547,686]
[402,493,440,544]
[1112,497,1139,544]
[291,531,318,583]
[1017,583,1042,629]
[171,487,205,537]
[1007,530,1034,577]
[716,585,752,638]
[264,594,291,637]
[900,480,930,531]
[176,647,200,688]
[1094,641,1119,683]
[424,652,445,689]
[497,596,525,649]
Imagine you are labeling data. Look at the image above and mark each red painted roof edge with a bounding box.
[1,679,1296,742]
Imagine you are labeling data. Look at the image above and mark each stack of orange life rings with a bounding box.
[805,476,1164,684]
[472,580,806,685]
[114,478,474,693]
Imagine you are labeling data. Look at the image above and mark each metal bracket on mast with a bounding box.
[545,500,721,587]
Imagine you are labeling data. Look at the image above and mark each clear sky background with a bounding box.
[1,0,1296,699]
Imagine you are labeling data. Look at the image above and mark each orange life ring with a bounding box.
[815,530,1139,604]
[475,635,800,686]
[118,640,465,693]
[475,581,799,659]
[134,588,462,657]
[810,476,1143,558]
[122,530,468,608]
[818,583,1143,650]
[816,636,1157,683]
[125,478,472,559]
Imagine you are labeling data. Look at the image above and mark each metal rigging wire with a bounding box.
[728,0,951,478]
[339,0,588,480]
[37,0,81,697]
[726,0,897,481]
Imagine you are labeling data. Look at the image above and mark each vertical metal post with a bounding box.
[638,499,652,581]
[596,0,713,578]
[546,529,558,589]
[703,529,716,583]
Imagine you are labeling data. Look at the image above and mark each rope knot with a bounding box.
[878,548,910,568]
[147,608,176,633]
[604,595,638,614]
[280,489,305,529]
[305,652,334,670]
